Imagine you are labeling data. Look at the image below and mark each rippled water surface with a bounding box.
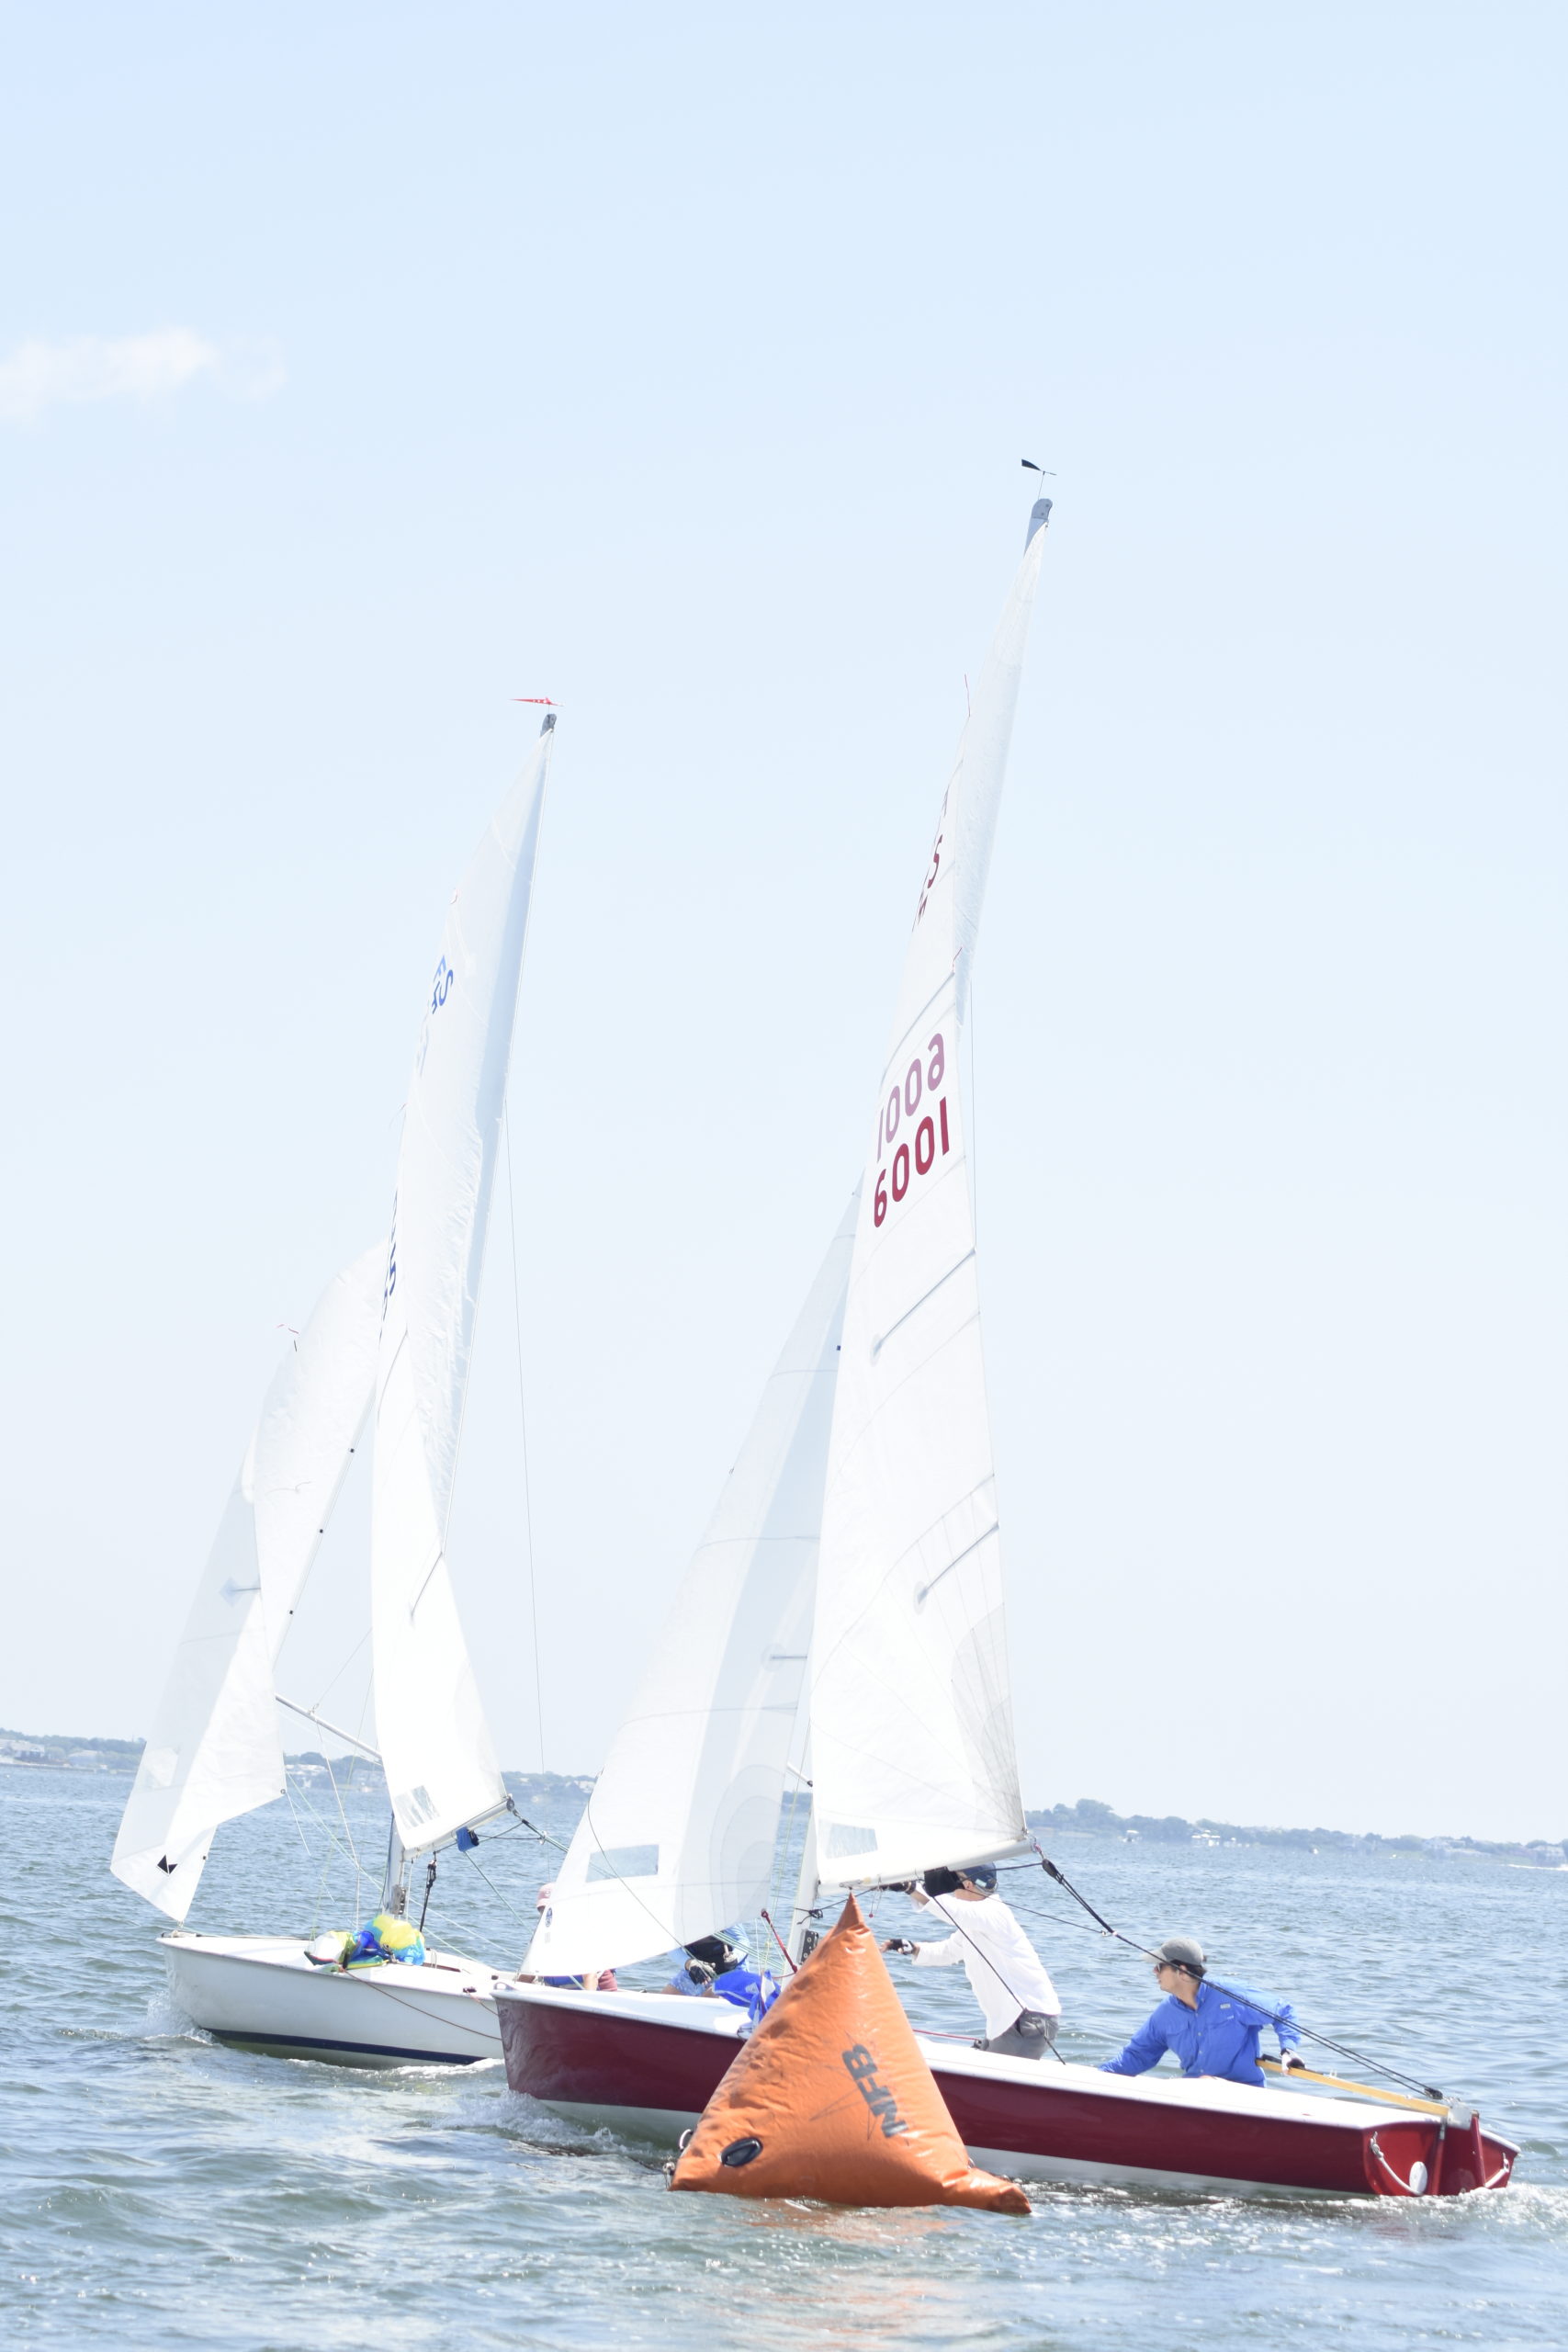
[4,1768,1564,2347]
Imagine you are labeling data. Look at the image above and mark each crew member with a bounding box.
[882,1864,1062,2058]
[1100,1935,1303,2087]
[665,1932,746,1996]
[665,1931,778,2021]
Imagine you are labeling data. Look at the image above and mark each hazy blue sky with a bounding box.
[4,4,1563,1841]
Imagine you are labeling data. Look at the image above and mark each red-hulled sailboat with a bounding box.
[497,1981,1514,2198]
[497,492,1516,2199]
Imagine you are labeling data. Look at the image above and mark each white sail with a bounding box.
[111,1248,384,1921]
[527,1194,858,1977]
[807,500,1051,1894]
[373,717,554,1854]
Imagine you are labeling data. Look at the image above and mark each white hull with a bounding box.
[160,1932,507,2067]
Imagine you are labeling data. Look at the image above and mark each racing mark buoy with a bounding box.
[668,1894,1030,2213]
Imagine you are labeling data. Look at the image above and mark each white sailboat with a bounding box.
[493,503,1515,2199]
[114,715,557,2066]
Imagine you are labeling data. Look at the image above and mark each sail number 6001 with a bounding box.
[874,1033,951,1227]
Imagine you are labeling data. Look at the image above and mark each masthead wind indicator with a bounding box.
[1021,459,1054,545]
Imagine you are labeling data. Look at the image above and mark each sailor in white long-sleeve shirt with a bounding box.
[882,1864,1062,2057]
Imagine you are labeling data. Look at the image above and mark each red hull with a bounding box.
[496,1986,1516,2200]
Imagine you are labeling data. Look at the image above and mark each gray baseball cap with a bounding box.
[1156,1935,1206,1973]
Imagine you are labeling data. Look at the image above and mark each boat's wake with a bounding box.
[487,2084,665,2165]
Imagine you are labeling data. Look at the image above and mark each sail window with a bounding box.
[824,1825,879,1859]
[586,1845,660,1882]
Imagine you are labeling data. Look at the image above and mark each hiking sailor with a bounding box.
[882,1863,1062,2058]
[1100,1935,1304,2086]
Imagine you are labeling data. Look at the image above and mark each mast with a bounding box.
[784,1740,822,1966]
[381,1820,409,1917]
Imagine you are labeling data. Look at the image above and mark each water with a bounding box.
[4,1766,1564,2347]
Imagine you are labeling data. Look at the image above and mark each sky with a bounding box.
[3,3,1564,1843]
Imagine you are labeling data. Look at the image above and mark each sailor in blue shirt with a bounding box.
[661,1930,779,2025]
[1100,1936,1304,2087]
[663,1931,746,1996]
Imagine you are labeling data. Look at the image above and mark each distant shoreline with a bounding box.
[6,1727,1562,1870]
[1024,1796,1566,1871]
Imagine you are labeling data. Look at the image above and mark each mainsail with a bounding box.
[372,714,555,1854]
[111,1248,383,1920]
[526,1194,858,1977]
[807,499,1051,1894]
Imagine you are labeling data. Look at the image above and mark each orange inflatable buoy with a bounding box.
[669,1894,1030,2214]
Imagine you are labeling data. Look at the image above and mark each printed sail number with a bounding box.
[873,1032,952,1227]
